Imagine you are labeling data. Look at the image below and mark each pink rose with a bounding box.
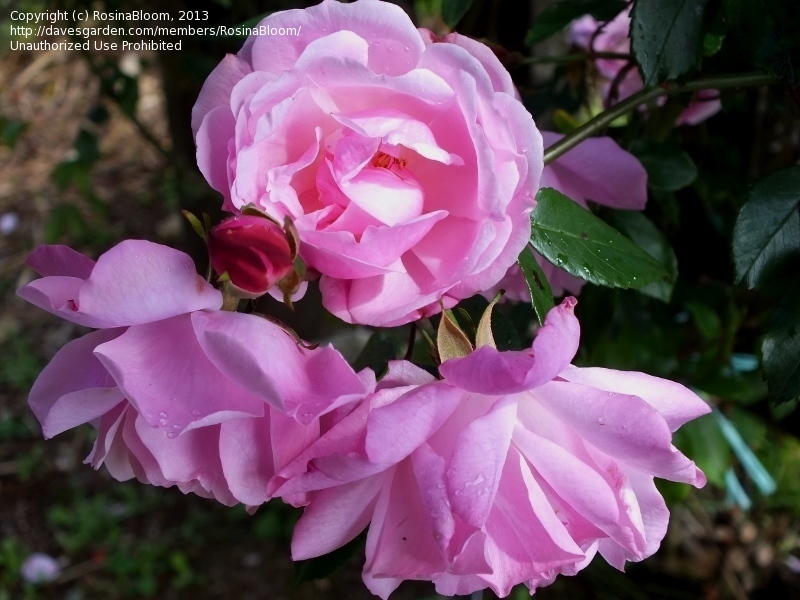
[486,131,648,299]
[192,0,543,326]
[270,300,709,597]
[19,242,373,506]
[571,8,721,124]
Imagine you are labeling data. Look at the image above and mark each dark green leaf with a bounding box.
[630,141,698,192]
[733,166,800,289]
[606,211,678,301]
[525,0,626,45]
[723,0,800,85]
[75,129,100,164]
[686,301,722,340]
[517,245,554,326]
[352,331,403,375]
[761,280,800,405]
[442,0,476,28]
[630,0,710,85]
[531,188,669,291]
[0,118,28,148]
[43,204,88,244]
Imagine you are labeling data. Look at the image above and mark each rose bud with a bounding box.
[208,215,294,298]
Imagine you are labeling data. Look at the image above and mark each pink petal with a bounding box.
[439,297,580,394]
[196,106,236,201]
[291,474,384,560]
[541,131,648,210]
[513,426,642,554]
[17,276,107,328]
[481,449,584,596]
[534,380,706,485]
[192,311,369,422]
[29,328,124,438]
[558,366,710,431]
[410,443,455,555]
[363,462,448,584]
[448,395,517,528]
[26,245,95,278]
[77,240,222,327]
[441,33,516,96]
[301,211,448,278]
[191,53,252,136]
[248,0,425,77]
[94,314,265,436]
[218,415,276,506]
[377,360,437,389]
[365,381,464,465]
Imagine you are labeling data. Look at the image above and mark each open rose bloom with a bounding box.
[193,0,542,326]
[19,241,373,506]
[270,300,709,597]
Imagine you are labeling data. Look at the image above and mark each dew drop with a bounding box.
[158,411,167,418]
[191,409,201,417]
[454,490,463,496]
[172,424,181,430]
[158,418,167,426]
[167,431,177,439]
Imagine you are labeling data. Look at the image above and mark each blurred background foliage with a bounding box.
[1,0,799,598]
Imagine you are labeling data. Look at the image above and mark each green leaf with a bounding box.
[606,211,678,301]
[761,280,800,405]
[525,0,626,45]
[630,141,698,192]
[442,0,476,28]
[352,331,403,375]
[531,188,669,291]
[0,117,28,148]
[630,0,710,86]
[686,301,722,340]
[732,166,800,289]
[517,245,554,326]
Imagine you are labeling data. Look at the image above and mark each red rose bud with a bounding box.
[208,215,294,297]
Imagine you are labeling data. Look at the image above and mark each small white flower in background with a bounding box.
[20,553,61,584]
[0,212,19,236]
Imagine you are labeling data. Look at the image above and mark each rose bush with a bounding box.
[192,0,543,326]
[18,242,373,506]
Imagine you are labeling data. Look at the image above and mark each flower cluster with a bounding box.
[18,0,710,597]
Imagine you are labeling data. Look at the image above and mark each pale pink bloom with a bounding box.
[571,8,721,123]
[486,130,648,300]
[20,553,61,584]
[19,242,373,506]
[270,299,709,597]
[192,0,542,326]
